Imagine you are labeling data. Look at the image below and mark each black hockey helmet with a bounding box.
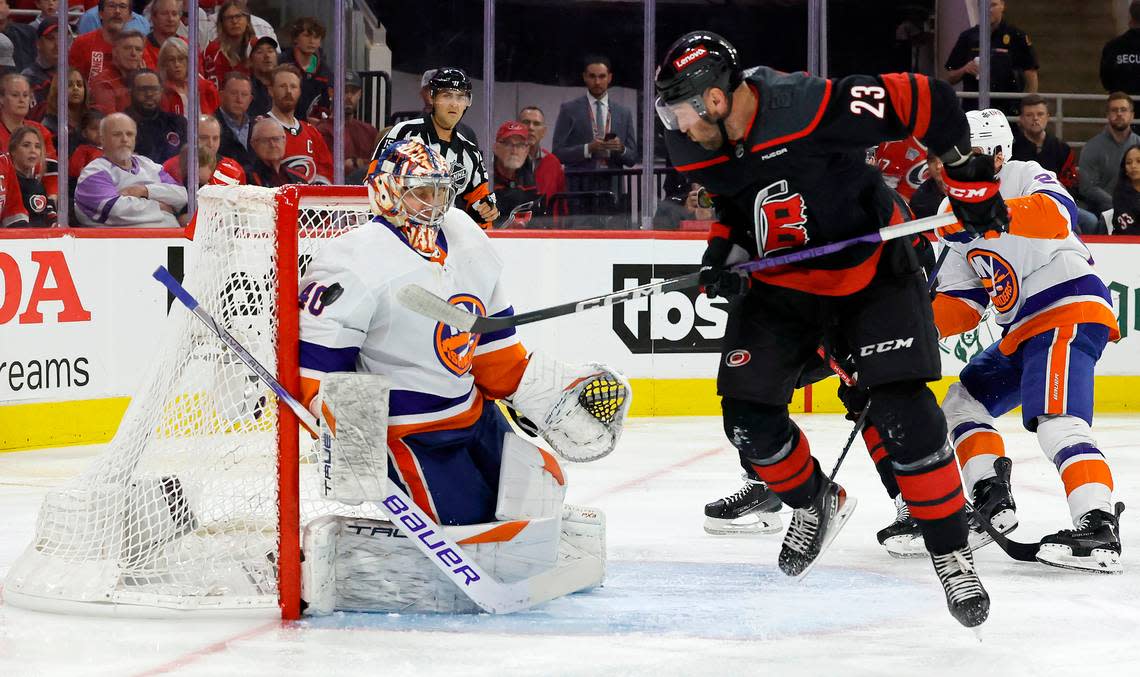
[654,31,742,130]
[429,67,472,99]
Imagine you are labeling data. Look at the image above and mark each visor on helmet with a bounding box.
[655,94,710,131]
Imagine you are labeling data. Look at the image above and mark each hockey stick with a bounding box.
[398,211,959,333]
[153,266,598,614]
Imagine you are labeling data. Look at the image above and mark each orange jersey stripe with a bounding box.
[388,437,439,523]
[999,302,1120,355]
[540,448,566,486]
[472,344,529,400]
[463,181,491,206]
[933,293,983,338]
[387,390,486,439]
[456,520,531,545]
[1060,458,1114,496]
[954,429,1005,465]
[1045,325,1076,415]
[301,375,321,411]
[1006,194,1071,239]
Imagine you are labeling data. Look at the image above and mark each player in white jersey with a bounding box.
[932,109,1122,573]
[295,139,630,613]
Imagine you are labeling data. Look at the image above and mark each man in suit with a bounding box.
[553,55,638,227]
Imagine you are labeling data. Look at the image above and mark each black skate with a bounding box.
[778,479,856,579]
[877,494,926,559]
[931,546,990,628]
[1036,503,1124,574]
[703,475,783,536]
[967,457,1018,551]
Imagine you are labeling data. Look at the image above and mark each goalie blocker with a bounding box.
[301,367,623,614]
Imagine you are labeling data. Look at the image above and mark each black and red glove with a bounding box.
[940,153,1010,237]
[699,236,751,299]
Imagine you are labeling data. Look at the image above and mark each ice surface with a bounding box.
[1,415,1138,676]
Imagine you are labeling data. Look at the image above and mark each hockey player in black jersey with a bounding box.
[656,31,1008,627]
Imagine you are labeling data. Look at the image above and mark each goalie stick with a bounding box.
[398,211,958,333]
[153,266,598,614]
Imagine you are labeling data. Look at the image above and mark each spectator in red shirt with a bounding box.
[162,114,244,185]
[244,116,305,187]
[8,124,56,226]
[69,0,131,81]
[0,149,29,227]
[203,0,254,88]
[263,64,331,184]
[88,29,145,114]
[68,108,103,178]
[42,67,86,156]
[0,72,56,198]
[143,0,182,70]
[316,71,377,182]
[158,36,218,116]
[518,105,566,217]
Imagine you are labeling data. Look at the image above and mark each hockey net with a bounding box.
[5,185,384,618]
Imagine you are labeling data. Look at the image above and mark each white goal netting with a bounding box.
[5,185,385,617]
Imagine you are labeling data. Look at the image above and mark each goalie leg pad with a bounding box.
[318,372,390,504]
[559,504,606,590]
[509,352,631,462]
[495,433,568,521]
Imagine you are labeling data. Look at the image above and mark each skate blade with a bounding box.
[1036,544,1123,575]
[968,510,1018,551]
[703,513,783,536]
[794,497,858,582]
[882,534,927,559]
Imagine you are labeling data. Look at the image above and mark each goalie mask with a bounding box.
[366,139,456,253]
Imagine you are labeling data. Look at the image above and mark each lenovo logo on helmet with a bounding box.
[673,46,709,71]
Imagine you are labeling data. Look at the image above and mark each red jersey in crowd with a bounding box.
[872,136,928,201]
[69,30,115,81]
[203,40,253,88]
[0,119,59,198]
[162,154,246,186]
[69,143,103,178]
[0,154,30,227]
[88,65,133,115]
[265,112,333,185]
[160,77,221,117]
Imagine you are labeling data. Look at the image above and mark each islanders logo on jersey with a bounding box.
[754,179,809,255]
[967,249,1019,313]
[434,294,486,377]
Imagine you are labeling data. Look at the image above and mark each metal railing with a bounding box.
[957,91,1116,148]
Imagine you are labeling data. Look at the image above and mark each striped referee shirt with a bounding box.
[375,117,497,228]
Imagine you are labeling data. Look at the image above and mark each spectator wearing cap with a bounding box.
[244,117,306,187]
[316,71,377,183]
[216,70,253,166]
[248,35,277,118]
[74,112,187,227]
[0,0,35,72]
[89,30,146,115]
[76,1,151,36]
[518,105,566,217]
[8,125,56,227]
[204,0,255,89]
[69,0,133,81]
[280,16,331,120]
[22,17,57,115]
[416,68,479,144]
[0,72,57,200]
[126,68,185,165]
[158,36,219,116]
[492,121,542,228]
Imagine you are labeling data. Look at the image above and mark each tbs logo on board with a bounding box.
[611,264,728,354]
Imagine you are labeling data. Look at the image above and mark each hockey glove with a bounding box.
[699,236,751,299]
[837,382,869,423]
[940,153,1010,237]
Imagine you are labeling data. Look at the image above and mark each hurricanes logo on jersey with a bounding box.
[284,155,318,183]
[754,179,809,255]
[434,294,486,377]
[967,249,1020,313]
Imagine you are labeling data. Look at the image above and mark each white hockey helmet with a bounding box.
[966,108,1014,159]
[365,139,456,230]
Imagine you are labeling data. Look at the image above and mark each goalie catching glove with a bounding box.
[507,352,631,462]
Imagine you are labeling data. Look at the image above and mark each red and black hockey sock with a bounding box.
[895,448,968,554]
[862,423,899,499]
[749,427,823,509]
